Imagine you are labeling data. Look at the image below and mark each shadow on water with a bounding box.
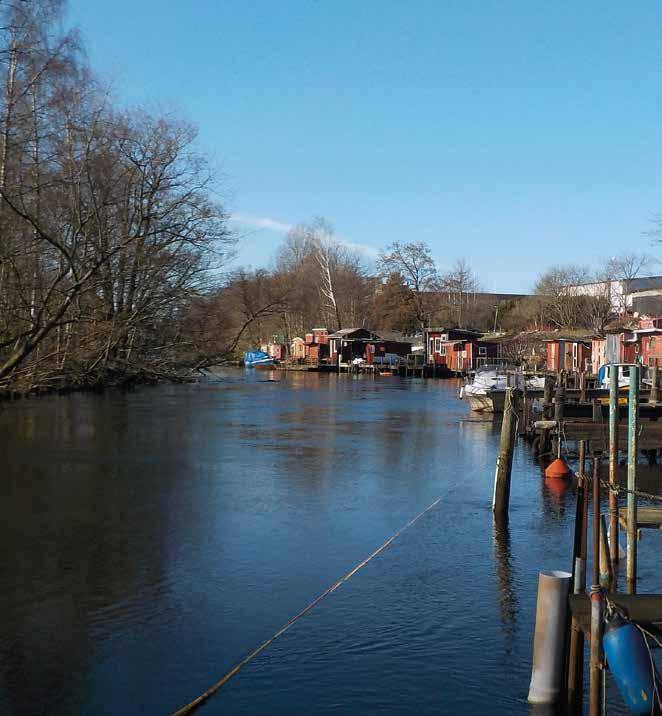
[493,515,518,641]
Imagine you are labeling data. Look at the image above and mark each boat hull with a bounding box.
[466,393,495,413]
[245,360,276,369]
[243,350,276,369]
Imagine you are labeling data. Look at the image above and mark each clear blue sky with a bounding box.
[68,0,662,292]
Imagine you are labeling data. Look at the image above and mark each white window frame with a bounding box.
[434,338,442,353]
[478,346,487,356]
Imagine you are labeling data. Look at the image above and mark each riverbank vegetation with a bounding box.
[0,0,234,394]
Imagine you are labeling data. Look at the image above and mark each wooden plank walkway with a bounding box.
[560,421,662,451]
[619,506,662,531]
[569,593,662,644]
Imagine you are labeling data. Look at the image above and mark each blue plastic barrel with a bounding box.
[603,613,656,714]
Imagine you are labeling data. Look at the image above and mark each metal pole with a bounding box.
[580,441,589,591]
[567,471,586,710]
[609,366,619,577]
[589,454,603,716]
[599,514,613,591]
[592,455,601,589]
[555,383,565,459]
[627,365,639,595]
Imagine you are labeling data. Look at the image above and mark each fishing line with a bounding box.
[171,496,441,716]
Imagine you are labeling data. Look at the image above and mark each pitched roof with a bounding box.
[327,328,380,339]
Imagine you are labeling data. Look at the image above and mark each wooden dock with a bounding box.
[569,593,662,643]
[519,367,662,714]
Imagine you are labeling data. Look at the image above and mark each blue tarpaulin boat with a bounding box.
[243,350,276,368]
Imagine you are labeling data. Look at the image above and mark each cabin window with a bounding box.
[478,346,487,356]
[434,338,441,353]
[439,344,447,356]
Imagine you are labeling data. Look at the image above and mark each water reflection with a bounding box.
[539,459,572,520]
[0,373,632,715]
[493,516,518,642]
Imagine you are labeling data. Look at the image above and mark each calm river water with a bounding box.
[1,370,659,715]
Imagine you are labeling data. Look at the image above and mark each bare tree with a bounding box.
[534,265,591,328]
[312,220,342,331]
[377,241,438,329]
[0,1,234,392]
[604,253,655,315]
[275,218,369,335]
[439,259,481,327]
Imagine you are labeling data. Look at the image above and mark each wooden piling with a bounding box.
[650,363,659,404]
[579,371,587,403]
[554,383,566,423]
[627,365,639,595]
[543,375,553,420]
[492,388,520,515]
[591,398,601,423]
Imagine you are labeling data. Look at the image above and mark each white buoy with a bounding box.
[528,570,572,704]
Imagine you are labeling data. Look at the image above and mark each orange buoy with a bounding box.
[544,458,572,479]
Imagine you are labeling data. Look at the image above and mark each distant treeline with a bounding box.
[207,223,652,357]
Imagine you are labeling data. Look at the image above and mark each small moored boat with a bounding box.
[460,365,545,413]
[243,350,276,369]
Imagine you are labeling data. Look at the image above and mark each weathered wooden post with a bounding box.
[543,375,554,419]
[580,371,587,403]
[627,364,639,595]
[591,398,601,423]
[493,387,520,515]
[554,382,566,422]
[650,362,659,404]
[589,454,604,716]
[608,367,619,577]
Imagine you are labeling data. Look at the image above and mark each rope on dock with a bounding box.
[574,470,662,504]
[171,496,442,716]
